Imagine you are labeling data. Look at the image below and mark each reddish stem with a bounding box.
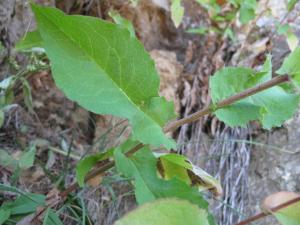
[235,196,300,225]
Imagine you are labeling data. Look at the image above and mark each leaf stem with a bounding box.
[235,196,300,225]
[60,75,290,199]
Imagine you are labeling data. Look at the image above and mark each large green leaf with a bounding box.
[114,145,208,208]
[210,57,299,128]
[31,4,176,149]
[114,198,210,225]
[273,202,300,225]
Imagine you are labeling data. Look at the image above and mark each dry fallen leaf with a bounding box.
[261,191,300,212]
[86,173,104,187]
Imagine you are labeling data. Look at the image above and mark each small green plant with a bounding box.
[1,3,300,225]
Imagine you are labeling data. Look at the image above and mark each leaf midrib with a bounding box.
[37,7,162,129]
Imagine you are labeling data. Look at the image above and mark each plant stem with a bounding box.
[164,74,290,132]
[57,74,290,200]
[235,196,300,225]
[59,143,145,198]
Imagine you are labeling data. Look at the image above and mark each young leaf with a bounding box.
[157,153,222,197]
[239,0,257,24]
[0,209,10,225]
[287,0,299,12]
[108,10,136,38]
[224,27,235,41]
[18,145,36,169]
[277,24,291,35]
[129,0,139,7]
[43,208,63,225]
[0,149,18,170]
[171,0,184,28]
[210,57,299,128]
[21,78,34,113]
[15,30,43,50]
[114,145,209,208]
[187,27,208,35]
[286,31,299,51]
[31,4,176,149]
[114,198,210,225]
[76,149,113,187]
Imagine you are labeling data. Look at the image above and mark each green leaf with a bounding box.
[1,193,45,215]
[31,4,176,149]
[273,202,300,225]
[15,30,43,50]
[0,76,15,108]
[171,0,184,28]
[0,150,18,170]
[277,24,291,35]
[224,27,235,41]
[0,209,11,225]
[286,32,299,51]
[114,198,210,225]
[18,145,36,169]
[21,78,34,113]
[277,47,300,85]
[157,153,222,197]
[239,0,257,24]
[129,0,139,6]
[76,149,113,187]
[287,0,299,12]
[0,110,4,128]
[108,10,135,38]
[210,57,299,128]
[114,145,209,208]
[0,184,26,195]
[43,208,63,225]
[187,27,208,35]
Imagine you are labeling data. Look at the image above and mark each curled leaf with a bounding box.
[114,145,209,208]
[157,153,222,197]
